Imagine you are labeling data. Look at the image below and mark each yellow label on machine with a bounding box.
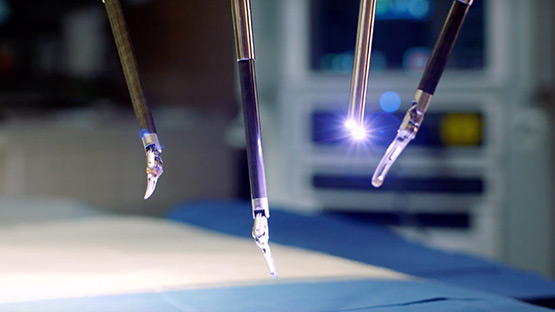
[439,113,482,146]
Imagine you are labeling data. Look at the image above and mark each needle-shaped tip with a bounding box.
[144,146,163,200]
[252,214,278,278]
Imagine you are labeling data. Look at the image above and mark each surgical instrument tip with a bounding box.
[372,0,473,186]
[232,0,277,278]
[105,0,164,199]
[252,213,278,278]
[371,133,410,187]
[142,133,163,200]
[371,97,424,187]
[144,149,163,199]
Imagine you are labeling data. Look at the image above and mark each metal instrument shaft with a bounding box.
[232,0,277,278]
[104,0,156,132]
[347,0,377,127]
[104,0,163,199]
[372,0,473,187]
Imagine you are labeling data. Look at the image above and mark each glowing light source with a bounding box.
[352,126,367,140]
[345,119,357,130]
[345,119,367,140]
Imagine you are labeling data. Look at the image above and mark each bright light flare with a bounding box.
[344,119,367,141]
[345,119,357,130]
[351,126,367,140]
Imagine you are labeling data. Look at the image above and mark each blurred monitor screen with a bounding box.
[310,0,485,74]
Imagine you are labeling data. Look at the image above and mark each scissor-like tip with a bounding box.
[143,145,163,200]
[371,136,409,187]
[252,214,278,278]
[372,103,425,187]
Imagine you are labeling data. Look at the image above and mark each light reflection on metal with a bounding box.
[347,0,377,129]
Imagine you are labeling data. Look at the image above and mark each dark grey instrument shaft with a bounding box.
[237,60,267,200]
[418,0,471,95]
[104,0,156,133]
[232,0,268,203]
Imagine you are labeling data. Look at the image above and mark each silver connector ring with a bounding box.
[141,133,162,152]
[414,90,433,113]
[252,197,269,218]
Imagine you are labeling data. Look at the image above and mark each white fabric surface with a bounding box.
[0,198,104,225]
[0,215,408,303]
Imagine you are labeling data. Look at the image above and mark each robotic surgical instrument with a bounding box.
[372,0,474,187]
[103,0,163,199]
[346,0,377,139]
[231,0,277,278]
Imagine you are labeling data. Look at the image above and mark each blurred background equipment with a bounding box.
[0,0,238,215]
[0,0,551,310]
[0,0,551,287]
[249,0,555,278]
